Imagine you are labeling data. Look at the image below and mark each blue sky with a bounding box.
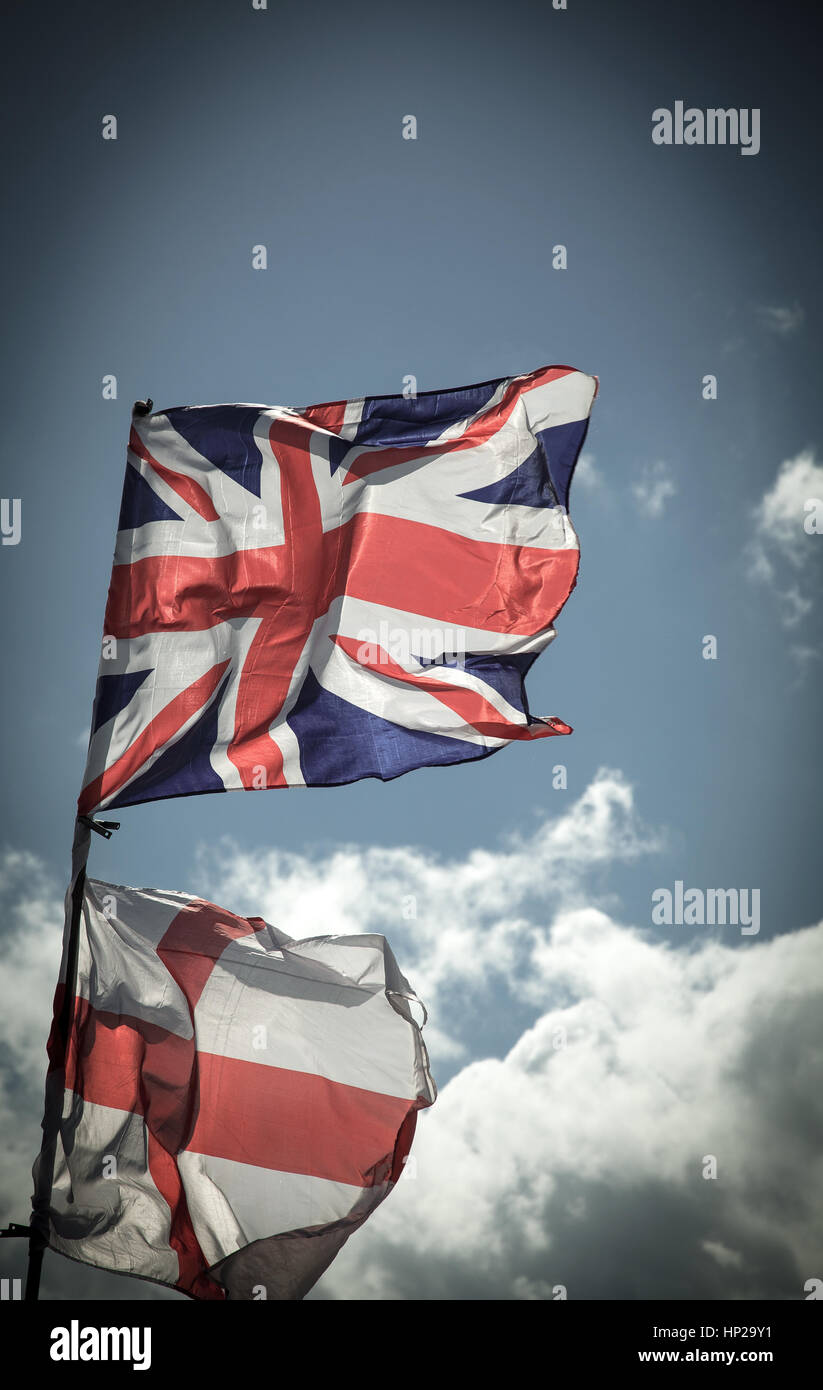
[1,0,821,1300]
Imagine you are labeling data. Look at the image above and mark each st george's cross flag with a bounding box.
[79,365,597,815]
[37,877,435,1300]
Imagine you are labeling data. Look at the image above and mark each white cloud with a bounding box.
[780,585,813,628]
[0,851,64,1085]
[747,450,823,626]
[751,451,823,571]
[756,302,805,337]
[0,851,64,1231]
[632,460,677,519]
[703,1240,743,1270]
[312,909,823,1300]
[195,779,823,1300]
[789,644,820,669]
[196,769,664,1057]
[573,451,602,492]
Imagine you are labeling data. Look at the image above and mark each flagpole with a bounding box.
[24,399,146,1301]
[25,815,118,1300]
[25,817,91,1299]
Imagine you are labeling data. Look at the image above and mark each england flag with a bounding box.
[38,877,435,1300]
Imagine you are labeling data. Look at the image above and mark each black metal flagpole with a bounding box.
[25,816,92,1299]
[24,816,119,1299]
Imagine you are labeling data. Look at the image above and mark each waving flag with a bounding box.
[80,365,597,814]
[38,877,434,1300]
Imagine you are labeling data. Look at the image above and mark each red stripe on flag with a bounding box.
[390,1107,418,1184]
[64,997,156,1112]
[342,441,450,485]
[63,900,266,1298]
[61,996,224,1299]
[78,660,230,813]
[300,400,349,434]
[146,1133,226,1300]
[157,898,266,1009]
[333,634,568,740]
[64,1000,415,1188]
[225,419,330,789]
[336,513,580,635]
[103,518,577,644]
[102,548,290,637]
[188,1052,415,1188]
[129,428,220,522]
[340,367,574,484]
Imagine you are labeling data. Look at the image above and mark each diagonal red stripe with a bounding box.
[300,400,349,433]
[129,427,220,521]
[78,660,230,814]
[333,635,571,740]
[340,368,574,484]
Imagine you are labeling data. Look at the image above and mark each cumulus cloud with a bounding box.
[196,776,822,1301]
[756,302,805,337]
[311,909,823,1301]
[632,460,677,519]
[747,450,823,627]
[750,451,823,573]
[789,644,820,671]
[0,850,64,1227]
[196,769,664,1060]
[572,451,603,493]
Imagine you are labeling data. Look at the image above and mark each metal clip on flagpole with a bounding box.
[25,815,119,1300]
[133,398,153,416]
[80,815,120,839]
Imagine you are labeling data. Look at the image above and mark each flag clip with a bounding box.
[132,398,153,416]
[79,816,121,840]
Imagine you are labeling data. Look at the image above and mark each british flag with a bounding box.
[79,365,597,815]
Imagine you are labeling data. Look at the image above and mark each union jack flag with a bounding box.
[79,365,597,815]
